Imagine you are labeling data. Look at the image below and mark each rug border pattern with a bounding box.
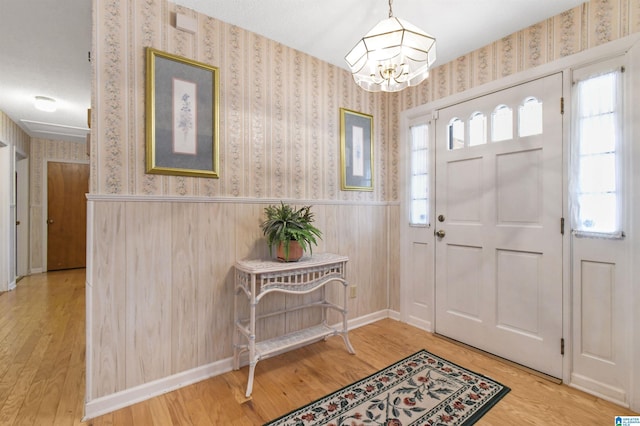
[264,349,511,426]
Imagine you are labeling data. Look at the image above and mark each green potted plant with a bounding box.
[260,202,322,262]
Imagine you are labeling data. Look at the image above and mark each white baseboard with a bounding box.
[30,268,43,274]
[405,315,432,332]
[84,310,396,420]
[346,309,393,330]
[570,373,628,408]
[387,310,401,321]
[84,357,234,420]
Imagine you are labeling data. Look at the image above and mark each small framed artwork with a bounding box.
[145,47,220,178]
[340,108,373,191]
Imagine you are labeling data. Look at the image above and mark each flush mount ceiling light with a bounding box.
[345,0,436,92]
[34,96,57,112]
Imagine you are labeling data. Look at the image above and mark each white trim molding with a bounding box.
[84,309,395,419]
[84,357,234,420]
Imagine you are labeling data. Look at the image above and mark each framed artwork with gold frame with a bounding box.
[340,108,373,191]
[145,47,220,178]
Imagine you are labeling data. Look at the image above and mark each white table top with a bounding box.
[235,252,348,274]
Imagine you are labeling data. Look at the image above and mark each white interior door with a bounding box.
[434,73,564,378]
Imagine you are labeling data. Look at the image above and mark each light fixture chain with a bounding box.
[388,0,393,18]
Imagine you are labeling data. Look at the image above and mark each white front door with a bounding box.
[434,73,564,378]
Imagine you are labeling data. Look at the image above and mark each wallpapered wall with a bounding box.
[0,111,29,292]
[90,0,640,203]
[0,111,30,154]
[397,0,640,110]
[88,0,394,405]
[92,0,393,200]
[86,0,640,412]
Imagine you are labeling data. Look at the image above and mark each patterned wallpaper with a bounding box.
[397,0,640,109]
[0,110,29,154]
[92,0,640,203]
[1,0,637,277]
[82,0,640,411]
[93,0,389,201]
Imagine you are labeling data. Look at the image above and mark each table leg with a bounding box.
[341,280,356,354]
[245,361,256,397]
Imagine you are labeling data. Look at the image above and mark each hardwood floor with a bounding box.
[0,269,85,425]
[1,270,637,425]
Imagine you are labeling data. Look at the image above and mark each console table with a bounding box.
[233,253,356,397]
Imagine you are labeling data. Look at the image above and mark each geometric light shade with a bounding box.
[345,13,436,92]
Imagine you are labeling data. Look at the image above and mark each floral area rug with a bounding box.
[264,349,510,426]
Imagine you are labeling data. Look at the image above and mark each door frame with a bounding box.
[400,34,640,387]
[399,114,436,330]
[42,158,89,272]
[629,36,640,412]
[16,148,28,279]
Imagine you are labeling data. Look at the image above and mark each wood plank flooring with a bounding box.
[0,269,85,425]
[1,269,637,425]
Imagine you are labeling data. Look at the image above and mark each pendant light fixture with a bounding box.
[34,96,57,112]
[345,0,436,92]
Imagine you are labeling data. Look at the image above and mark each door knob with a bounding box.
[47,219,54,224]
[16,221,20,225]
[435,229,446,238]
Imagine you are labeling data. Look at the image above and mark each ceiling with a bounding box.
[0,0,92,143]
[0,0,585,144]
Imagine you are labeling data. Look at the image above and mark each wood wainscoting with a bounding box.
[0,269,636,425]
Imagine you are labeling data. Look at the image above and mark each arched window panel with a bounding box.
[491,104,513,142]
[448,118,464,150]
[469,112,487,146]
[519,97,543,137]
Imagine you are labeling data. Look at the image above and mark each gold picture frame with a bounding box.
[340,108,373,191]
[145,47,220,178]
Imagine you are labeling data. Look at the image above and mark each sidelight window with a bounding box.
[410,123,429,225]
[570,59,624,237]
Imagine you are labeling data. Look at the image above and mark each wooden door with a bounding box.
[47,162,89,271]
[434,73,564,378]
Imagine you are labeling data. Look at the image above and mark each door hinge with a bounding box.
[560,97,564,115]
[561,338,565,355]
[560,217,565,235]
